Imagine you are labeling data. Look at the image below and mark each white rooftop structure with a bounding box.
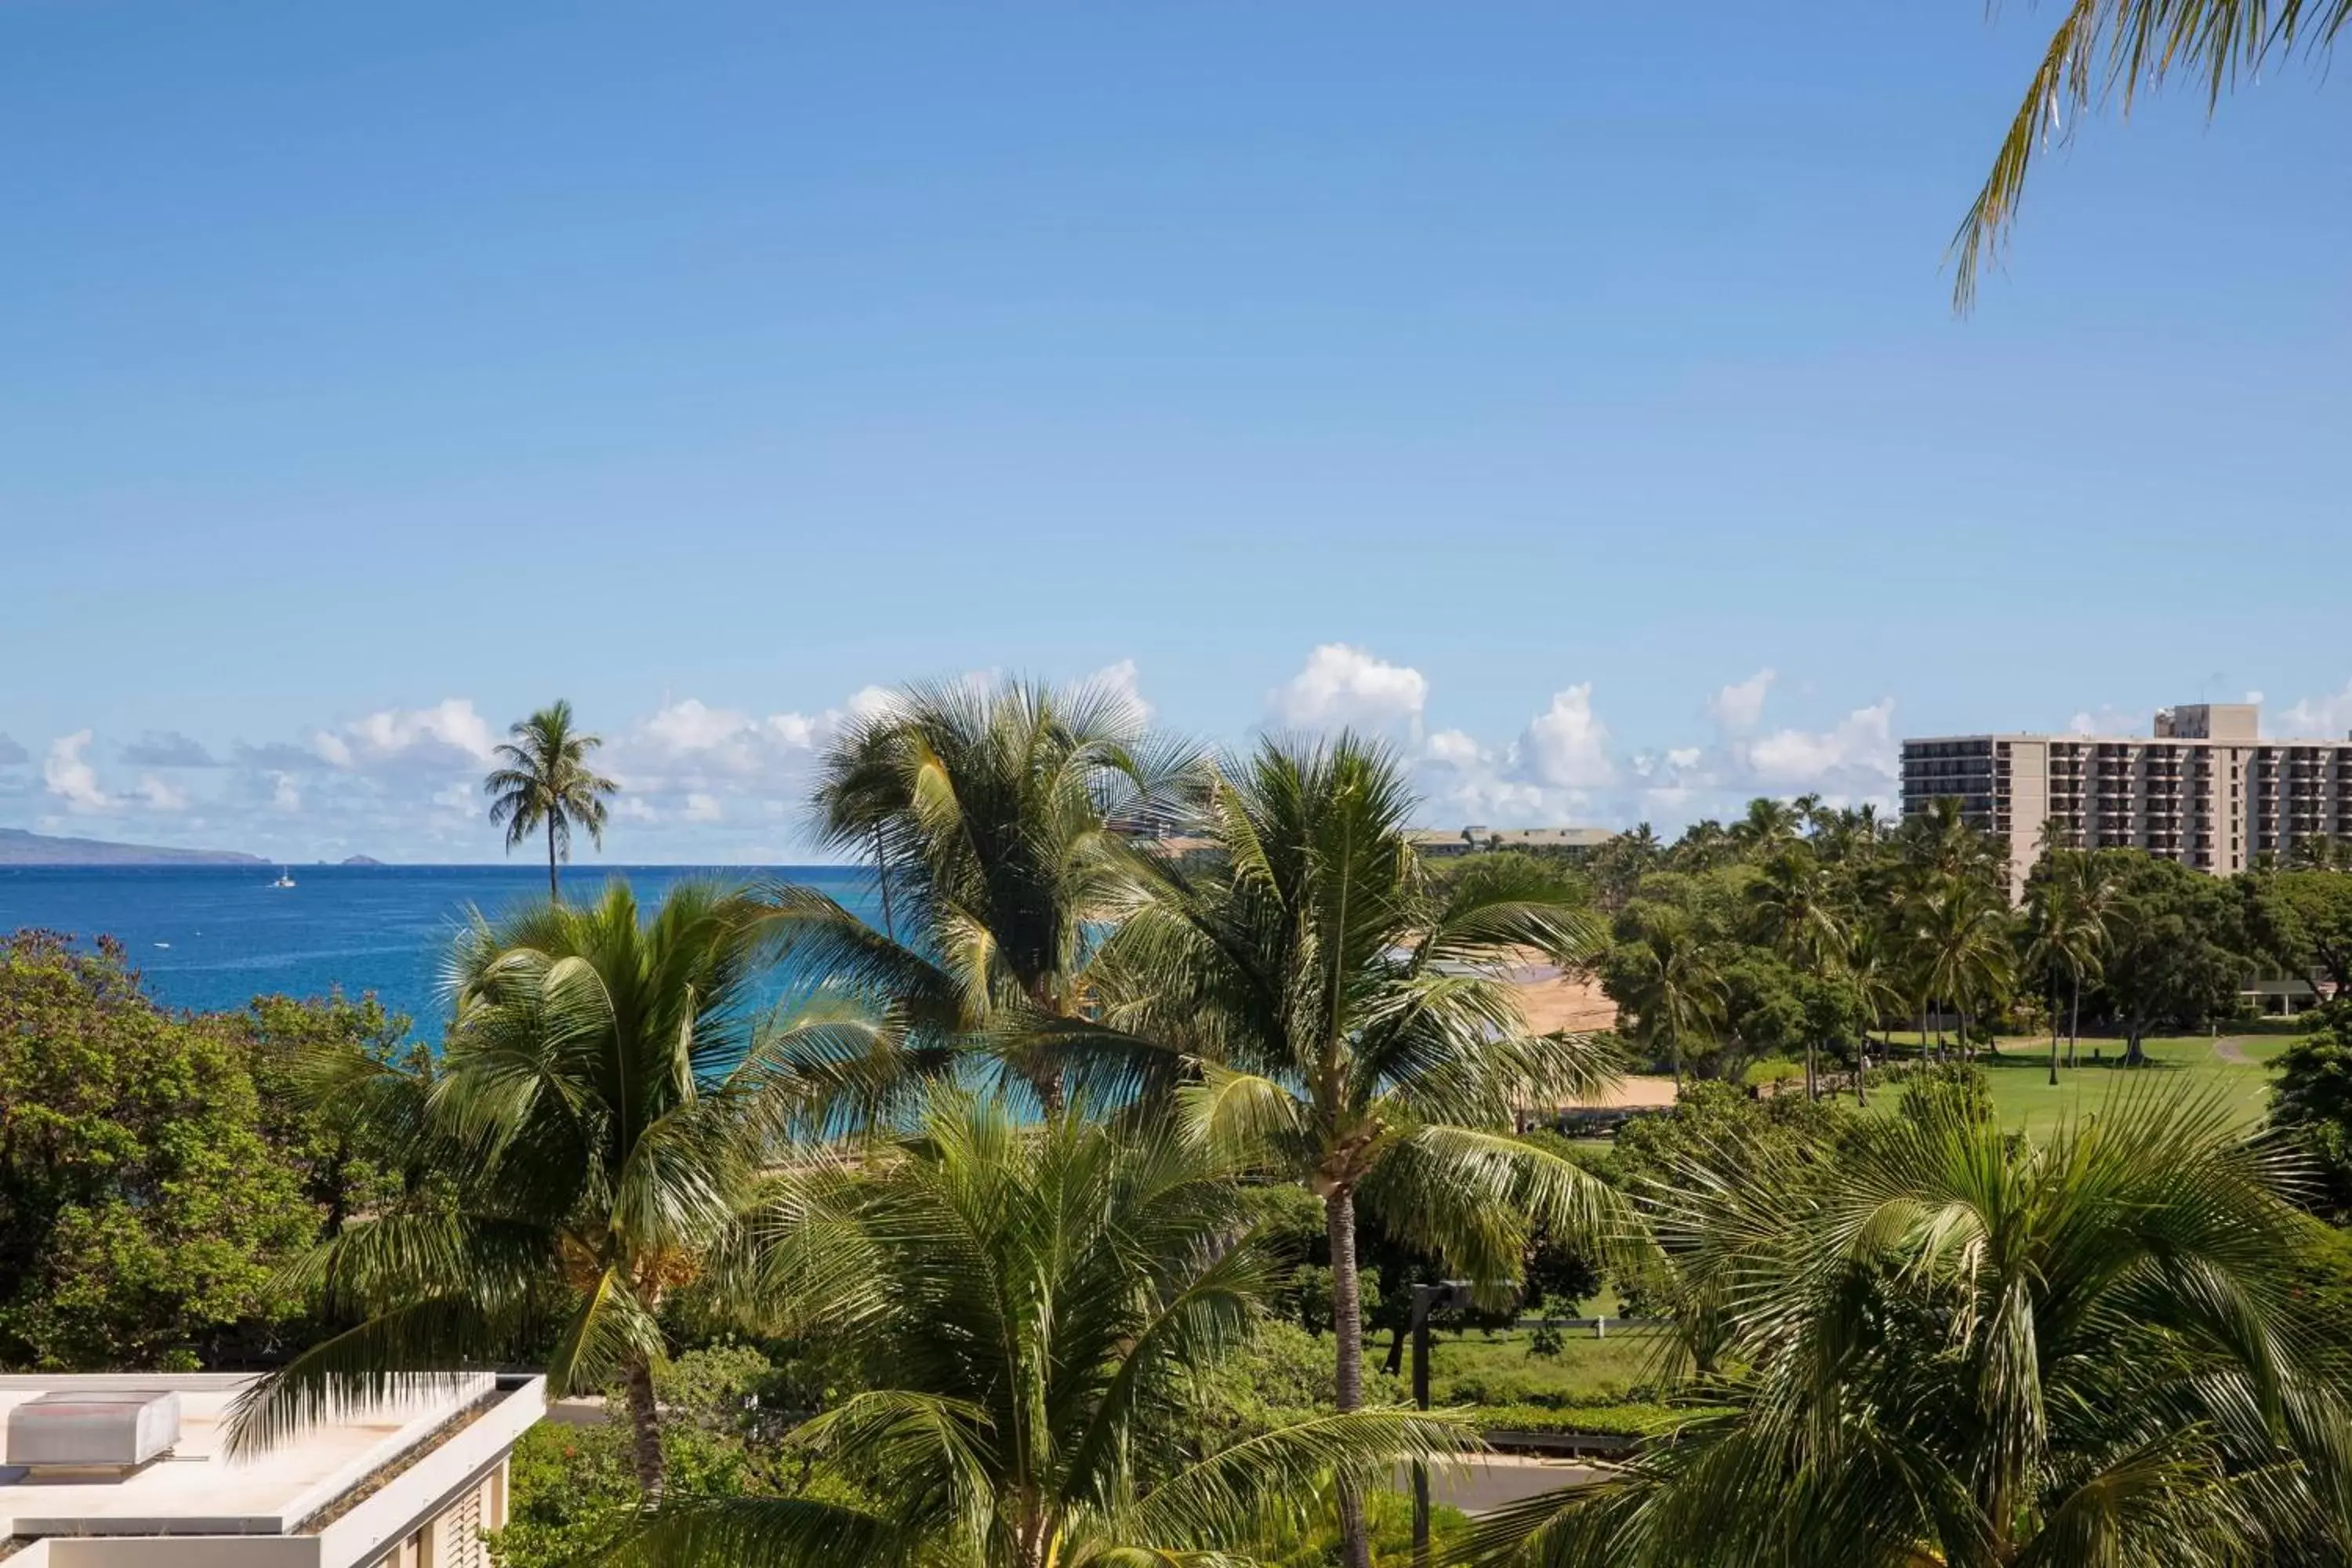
[0,1372,543,1568]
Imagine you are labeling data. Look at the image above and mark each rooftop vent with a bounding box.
[5,1390,181,1476]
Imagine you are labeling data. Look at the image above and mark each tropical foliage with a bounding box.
[1465,1087,2352,1566]
[1078,731,1624,1566]
[1956,0,2349,308]
[227,879,901,1497]
[630,1091,1468,1567]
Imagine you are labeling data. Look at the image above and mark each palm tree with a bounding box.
[1746,845,1850,1099]
[1729,797,1804,858]
[227,879,903,1499]
[485,700,617,899]
[1613,905,1726,1092]
[801,676,1193,1110]
[1840,924,1908,1107]
[2025,851,2112,1084]
[1910,877,2015,1064]
[634,1091,1468,1567]
[1955,0,2346,310]
[1461,1087,2352,1566]
[1084,733,1631,1568]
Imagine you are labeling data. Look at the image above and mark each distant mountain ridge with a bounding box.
[0,828,265,866]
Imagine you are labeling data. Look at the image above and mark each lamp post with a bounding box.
[1409,1279,1476,1567]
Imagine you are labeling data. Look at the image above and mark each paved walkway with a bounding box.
[2213,1035,2256,1065]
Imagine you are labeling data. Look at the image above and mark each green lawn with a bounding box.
[1869,1033,2291,1138]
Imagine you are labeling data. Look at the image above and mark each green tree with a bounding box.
[1602,905,1726,1089]
[1905,877,2013,1063]
[801,675,1192,1110]
[1956,0,2349,309]
[2021,849,2112,1083]
[0,932,314,1370]
[631,1091,1466,1567]
[230,880,895,1499]
[2082,851,2254,1065]
[1465,1088,2352,1566]
[1082,733,1628,1568]
[2270,869,2352,995]
[1745,845,1850,1098]
[485,699,618,899]
[2267,1000,2352,1223]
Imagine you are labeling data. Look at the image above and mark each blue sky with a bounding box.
[3,2,2347,862]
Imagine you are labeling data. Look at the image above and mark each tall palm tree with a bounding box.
[1746,845,1850,1099]
[1840,924,1908,1107]
[1083,733,1630,1568]
[800,676,1193,1110]
[637,1091,1468,1568]
[1910,877,2015,1064]
[1955,0,2346,310]
[1613,905,1726,1092]
[485,699,617,899]
[1461,1087,2352,1566]
[227,879,902,1499]
[2025,851,2112,1084]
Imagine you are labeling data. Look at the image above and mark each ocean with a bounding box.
[0,864,882,1034]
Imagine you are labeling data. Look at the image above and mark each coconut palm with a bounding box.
[632,1090,1469,1568]
[485,699,618,899]
[799,676,1195,1110]
[1080,733,1629,1568]
[1746,845,1851,1099]
[227,879,906,1499]
[1840,922,1909,1107]
[1459,1086,2352,1566]
[2025,851,2113,1084]
[1908,877,2015,1063]
[1955,0,2347,310]
[1729,797,1804,858]
[1613,905,1726,1092]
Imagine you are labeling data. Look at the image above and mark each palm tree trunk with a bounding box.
[622,1353,664,1501]
[2068,971,2082,1069]
[1805,1036,1817,1101]
[2047,980,2060,1087]
[1327,1187,1373,1568]
[546,814,560,902]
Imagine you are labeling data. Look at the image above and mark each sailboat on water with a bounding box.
[270,866,296,889]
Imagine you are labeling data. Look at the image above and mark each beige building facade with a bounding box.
[1900,702,2352,895]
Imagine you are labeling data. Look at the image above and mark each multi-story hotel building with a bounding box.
[1900,702,2352,896]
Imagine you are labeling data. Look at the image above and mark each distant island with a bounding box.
[340,855,387,866]
[0,827,266,866]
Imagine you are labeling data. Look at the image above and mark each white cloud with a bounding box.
[322,699,495,768]
[1086,658,1151,722]
[43,731,110,811]
[136,774,189,811]
[1747,699,1896,789]
[1269,644,1428,731]
[1705,669,1776,732]
[1423,728,1483,767]
[683,791,723,822]
[1519,684,1616,788]
[2067,706,2139,738]
[634,698,823,779]
[1666,746,1704,769]
[2280,681,2352,741]
[270,772,302,813]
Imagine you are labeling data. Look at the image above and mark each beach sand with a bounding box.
[1505,960,1678,1110]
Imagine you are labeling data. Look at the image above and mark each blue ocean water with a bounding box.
[0,864,880,1033]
